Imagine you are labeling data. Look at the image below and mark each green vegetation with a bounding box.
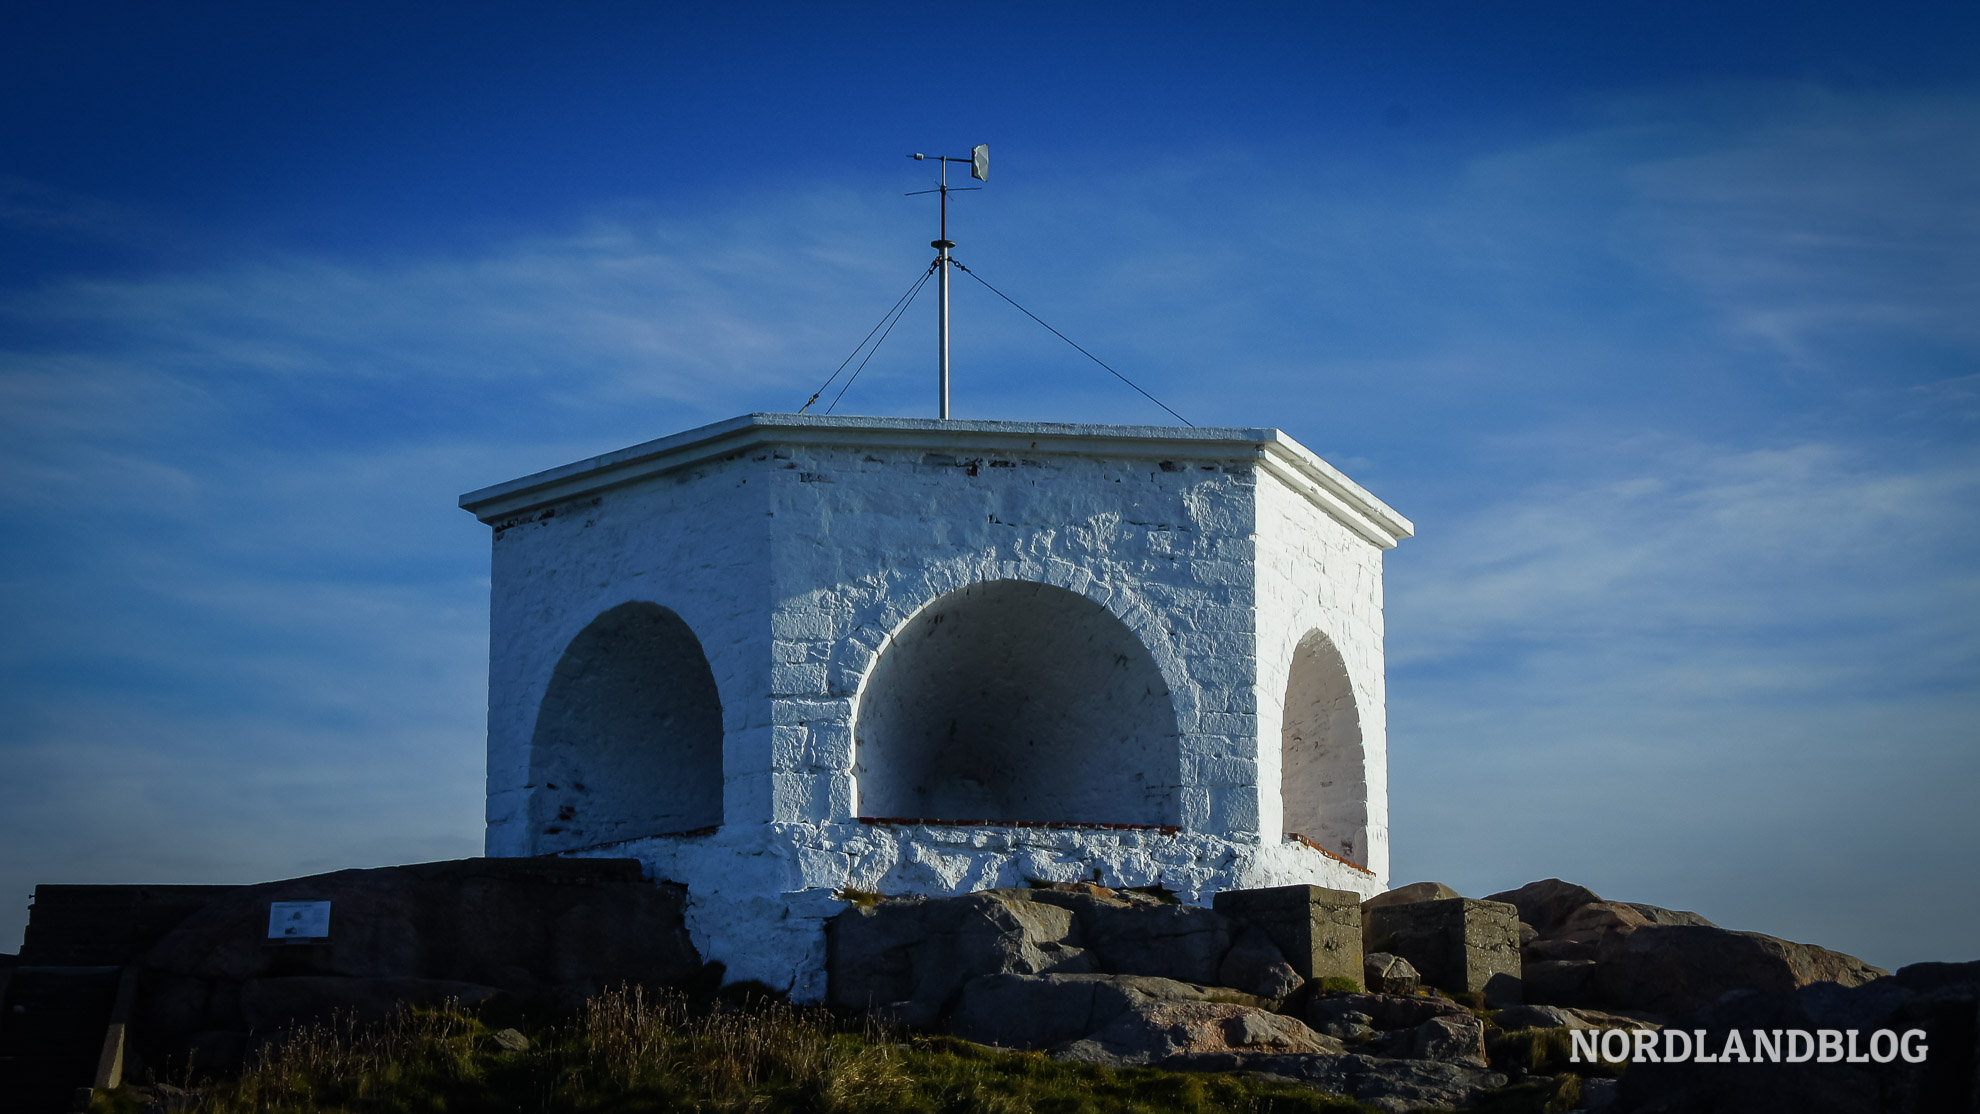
[1486,1026,1623,1081]
[103,986,1376,1114]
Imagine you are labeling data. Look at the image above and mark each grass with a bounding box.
[102,986,1378,1114]
[1485,1026,1624,1081]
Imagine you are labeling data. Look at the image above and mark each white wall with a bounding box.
[1252,468,1393,882]
[463,415,1409,997]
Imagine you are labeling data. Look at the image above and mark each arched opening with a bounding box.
[853,580,1178,826]
[527,601,723,853]
[1281,629,1366,863]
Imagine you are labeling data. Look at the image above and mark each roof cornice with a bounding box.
[460,413,1413,548]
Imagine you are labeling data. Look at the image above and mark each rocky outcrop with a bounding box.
[1052,985,1342,1066]
[947,972,1270,1050]
[827,884,1302,1027]
[945,971,1344,1069]
[1384,1013,1489,1068]
[1615,961,1980,1114]
[826,890,1094,1027]
[1486,878,1603,936]
[828,884,1534,1110]
[1595,922,1890,1015]
[1166,1051,1511,1114]
[1492,878,1888,1016]
[1364,881,1460,912]
[825,878,1924,1113]
[1524,958,1599,1006]
[1623,902,1717,928]
[1308,990,1470,1033]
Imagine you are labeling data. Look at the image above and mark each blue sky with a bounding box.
[3,3,1975,967]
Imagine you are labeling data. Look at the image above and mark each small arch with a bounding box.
[527,601,723,853]
[853,580,1178,826]
[1281,628,1366,863]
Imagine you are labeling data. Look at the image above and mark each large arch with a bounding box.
[1280,628,1367,863]
[526,601,724,853]
[853,580,1178,826]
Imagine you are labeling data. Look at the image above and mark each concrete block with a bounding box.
[1363,897,1522,1004]
[1214,884,1364,987]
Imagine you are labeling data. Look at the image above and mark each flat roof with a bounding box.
[460,413,1413,548]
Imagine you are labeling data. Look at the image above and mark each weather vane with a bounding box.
[908,144,988,419]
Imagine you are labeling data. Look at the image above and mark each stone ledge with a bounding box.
[1287,833,1375,875]
[857,817,1182,835]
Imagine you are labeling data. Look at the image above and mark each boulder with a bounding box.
[950,972,1107,1048]
[1522,958,1599,1007]
[829,887,1311,1024]
[1524,936,1599,963]
[1165,1051,1510,1114]
[828,890,1091,1026]
[1399,1013,1488,1067]
[489,1028,530,1052]
[1363,951,1419,995]
[1561,900,1651,936]
[1623,902,1717,928]
[1362,882,1459,914]
[1308,990,1469,1033]
[1493,1003,1590,1030]
[1564,1006,1661,1030]
[1495,1002,1659,1032]
[1213,884,1364,988]
[1364,897,1522,1004]
[1069,998,1340,1066]
[1484,879,1602,936]
[1594,923,1887,1015]
[1214,926,1304,999]
[1525,901,1650,963]
[1617,963,1977,1114]
[1520,937,1599,961]
[947,972,1265,1049]
[1895,958,1980,992]
[1032,891,1234,987]
[1317,1009,1377,1041]
[990,974,1338,1067]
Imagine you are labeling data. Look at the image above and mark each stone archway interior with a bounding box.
[527,601,723,852]
[1281,628,1367,863]
[854,580,1178,826]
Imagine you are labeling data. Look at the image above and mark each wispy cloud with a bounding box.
[1387,432,1980,967]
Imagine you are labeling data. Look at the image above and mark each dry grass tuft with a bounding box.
[116,984,1377,1114]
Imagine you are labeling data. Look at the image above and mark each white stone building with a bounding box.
[460,413,1412,998]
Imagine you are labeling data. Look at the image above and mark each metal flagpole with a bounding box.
[936,158,952,419]
[908,145,987,421]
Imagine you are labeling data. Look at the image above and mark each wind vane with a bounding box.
[908,144,988,419]
[803,143,1183,426]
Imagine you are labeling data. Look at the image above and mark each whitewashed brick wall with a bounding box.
[462,415,1411,997]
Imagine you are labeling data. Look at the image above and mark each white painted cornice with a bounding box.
[459,413,1414,547]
